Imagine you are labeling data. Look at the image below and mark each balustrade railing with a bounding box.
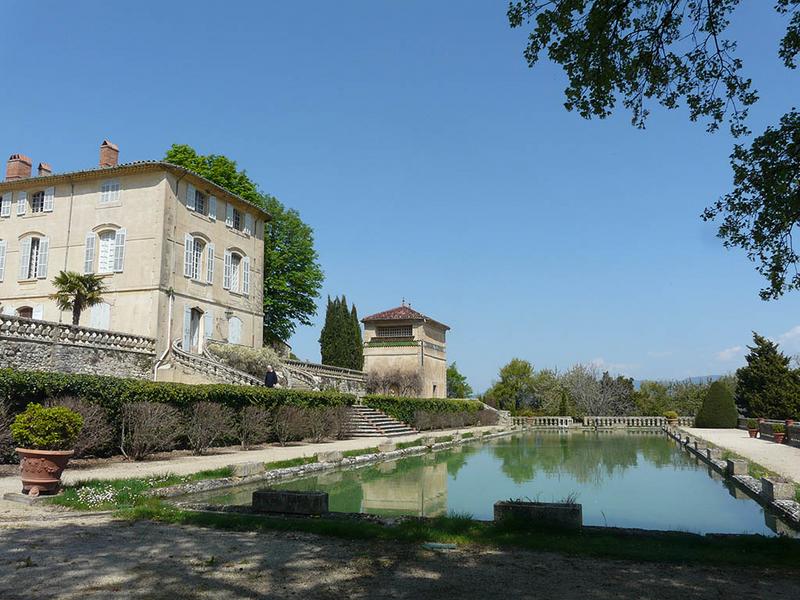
[583,416,694,428]
[511,416,573,428]
[0,313,155,354]
[284,359,366,382]
[174,339,264,387]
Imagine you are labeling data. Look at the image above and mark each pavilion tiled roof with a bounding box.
[362,305,449,330]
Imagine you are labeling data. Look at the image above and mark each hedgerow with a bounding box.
[362,395,482,426]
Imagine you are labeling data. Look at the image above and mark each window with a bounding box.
[223,250,250,294]
[194,190,206,216]
[17,306,33,319]
[84,229,126,274]
[185,184,216,220]
[376,325,413,338]
[19,235,48,280]
[0,193,11,218]
[233,208,241,230]
[100,180,121,204]
[226,203,247,231]
[183,234,214,283]
[31,191,45,213]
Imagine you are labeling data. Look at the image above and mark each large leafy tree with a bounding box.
[50,271,106,326]
[508,1,800,299]
[446,362,474,398]
[735,332,800,418]
[483,358,538,411]
[163,144,324,342]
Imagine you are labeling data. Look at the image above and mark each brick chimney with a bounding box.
[5,154,33,181]
[38,162,52,177]
[99,139,119,168]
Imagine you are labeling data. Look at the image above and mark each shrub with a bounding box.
[238,405,272,449]
[363,395,482,427]
[773,423,786,434]
[186,402,235,455]
[120,402,183,460]
[478,409,499,426]
[305,406,329,443]
[365,370,423,396]
[273,405,307,446]
[695,382,739,428]
[207,343,283,379]
[663,410,678,420]
[0,400,16,462]
[46,396,114,458]
[746,418,758,429]
[324,406,351,440]
[11,403,84,451]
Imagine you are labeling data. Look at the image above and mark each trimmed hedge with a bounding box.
[0,369,356,441]
[695,381,738,428]
[362,395,483,425]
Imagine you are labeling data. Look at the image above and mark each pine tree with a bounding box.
[735,332,800,419]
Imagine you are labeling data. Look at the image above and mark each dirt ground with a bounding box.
[0,513,798,600]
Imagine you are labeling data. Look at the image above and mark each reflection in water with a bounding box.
[181,432,795,536]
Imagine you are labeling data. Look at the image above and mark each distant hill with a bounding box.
[633,375,725,390]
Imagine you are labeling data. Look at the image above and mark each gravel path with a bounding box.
[0,513,798,599]
[683,427,800,482]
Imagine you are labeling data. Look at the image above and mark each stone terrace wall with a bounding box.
[0,314,156,380]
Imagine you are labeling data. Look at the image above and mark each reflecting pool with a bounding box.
[182,432,795,536]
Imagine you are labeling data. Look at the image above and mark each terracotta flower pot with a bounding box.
[16,448,74,496]
[748,428,758,438]
[667,419,678,426]
[773,433,786,444]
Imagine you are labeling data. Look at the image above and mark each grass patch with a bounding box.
[119,501,800,570]
[50,467,234,511]
[396,440,423,450]
[434,435,454,444]
[342,447,379,458]
[263,456,318,471]
[461,432,474,439]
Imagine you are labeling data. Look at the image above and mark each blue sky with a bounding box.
[2,2,799,392]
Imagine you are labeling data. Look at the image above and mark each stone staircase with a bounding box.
[347,405,416,437]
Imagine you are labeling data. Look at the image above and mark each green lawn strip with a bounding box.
[342,447,380,458]
[434,435,454,444]
[120,502,800,570]
[49,467,234,511]
[461,432,474,439]
[263,456,318,471]
[395,440,423,450]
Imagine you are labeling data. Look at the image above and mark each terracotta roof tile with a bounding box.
[362,305,449,330]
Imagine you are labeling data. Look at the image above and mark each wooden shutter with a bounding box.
[208,196,217,220]
[0,192,11,217]
[0,240,6,281]
[182,305,192,350]
[18,237,31,280]
[113,228,127,272]
[186,183,196,211]
[16,192,26,216]
[183,234,194,278]
[84,232,96,274]
[223,250,232,289]
[242,257,250,295]
[206,243,214,283]
[36,237,49,279]
[32,304,44,320]
[225,203,234,227]
[244,213,253,236]
[204,311,213,339]
[91,302,110,330]
[228,317,241,344]
[43,186,55,212]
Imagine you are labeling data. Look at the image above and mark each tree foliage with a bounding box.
[50,271,107,326]
[507,2,800,299]
[319,296,363,370]
[735,332,800,418]
[163,144,324,342]
[483,358,538,411]
[446,362,474,398]
[695,380,738,427]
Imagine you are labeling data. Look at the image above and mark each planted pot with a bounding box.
[16,448,74,496]
[774,432,786,444]
[667,418,678,426]
[748,428,758,438]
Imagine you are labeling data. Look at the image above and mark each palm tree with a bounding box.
[50,271,107,326]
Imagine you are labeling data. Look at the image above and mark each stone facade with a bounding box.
[361,304,448,398]
[0,141,267,359]
[0,314,155,379]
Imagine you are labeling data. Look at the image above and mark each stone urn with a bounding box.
[16,448,74,496]
[747,428,758,438]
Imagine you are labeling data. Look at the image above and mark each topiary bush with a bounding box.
[11,403,84,450]
[663,410,678,420]
[694,381,739,428]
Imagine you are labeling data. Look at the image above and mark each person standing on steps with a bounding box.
[265,365,279,388]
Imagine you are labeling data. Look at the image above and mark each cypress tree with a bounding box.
[318,296,335,365]
[736,332,800,419]
[351,304,364,370]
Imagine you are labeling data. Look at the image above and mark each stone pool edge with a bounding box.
[665,426,800,528]
[151,426,523,500]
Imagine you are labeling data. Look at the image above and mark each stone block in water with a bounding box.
[493,500,582,530]
[252,489,328,515]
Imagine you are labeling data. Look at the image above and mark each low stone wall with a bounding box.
[0,314,155,379]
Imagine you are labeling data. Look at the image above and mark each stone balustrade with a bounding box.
[511,416,573,428]
[0,313,155,354]
[285,359,366,381]
[174,340,264,387]
[583,416,694,428]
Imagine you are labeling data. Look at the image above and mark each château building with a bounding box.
[362,303,448,398]
[0,141,267,359]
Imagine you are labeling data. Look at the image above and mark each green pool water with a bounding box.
[183,432,795,536]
